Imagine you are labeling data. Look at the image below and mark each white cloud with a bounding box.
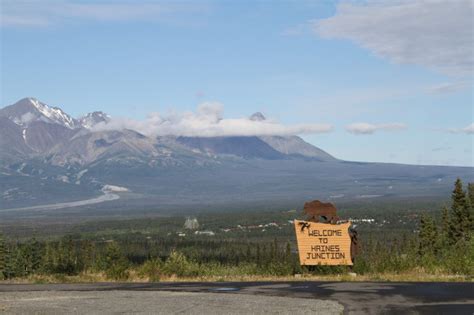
[281,22,310,36]
[441,123,474,134]
[427,82,469,94]
[312,0,474,76]
[1,0,201,27]
[462,123,474,134]
[346,122,406,135]
[432,146,452,152]
[92,102,333,137]
[1,15,50,27]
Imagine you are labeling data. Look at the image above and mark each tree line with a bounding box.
[0,179,472,280]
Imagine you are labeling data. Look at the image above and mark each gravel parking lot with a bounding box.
[1,281,473,314]
[0,290,344,314]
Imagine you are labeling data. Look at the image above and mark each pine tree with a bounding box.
[12,244,29,277]
[81,240,96,271]
[448,178,471,244]
[441,206,450,241]
[57,236,77,275]
[468,183,474,207]
[41,242,56,274]
[270,239,277,262]
[3,244,12,279]
[467,183,474,230]
[104,242,129,280]
[285,241,292,265]
[0,233,5,280]
[256,244,261,266]
[29,238,42,273]
[245,244,251,261]
[419,214,437,256]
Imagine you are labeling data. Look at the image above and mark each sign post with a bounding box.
[294,220,352,265]
[294,200,358,266]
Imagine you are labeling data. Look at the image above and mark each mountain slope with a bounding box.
[24,121,79,153]
[48,129,158,166]
[78,111,111,129]
[246,113,336,161]
[259,135,335,161]
[0,98,79,129]
[0,116,32,161]
[1,97,473,210]
[176,136,286,159]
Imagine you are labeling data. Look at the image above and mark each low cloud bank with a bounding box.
[444,123,474,134]
[1,2,196,27]
[346,122,406,135]
[464,124,474,134]
[428,82,468,94]
[92,102,333,137]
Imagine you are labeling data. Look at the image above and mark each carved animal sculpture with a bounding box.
[303,200,339,224]
[349,226,360,263]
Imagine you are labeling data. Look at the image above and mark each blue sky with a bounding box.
[1,0,473,166]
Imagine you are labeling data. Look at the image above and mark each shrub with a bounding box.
[104,243,129,280]
[162,251,199,277]
[138,258,162,282]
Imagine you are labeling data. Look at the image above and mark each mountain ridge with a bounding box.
[0,97,336,165]
[0,97,472,210]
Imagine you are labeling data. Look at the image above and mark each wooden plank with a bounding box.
[294,220,353,266]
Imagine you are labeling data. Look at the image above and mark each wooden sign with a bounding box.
[294,220,353,266]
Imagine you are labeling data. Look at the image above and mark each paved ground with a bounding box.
[0,290,343,315]
[0,281,473,314]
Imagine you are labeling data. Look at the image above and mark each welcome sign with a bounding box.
[294,220,353,266]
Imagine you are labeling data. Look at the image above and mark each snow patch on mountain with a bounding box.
[102,184,129,193]
[56,175,70,183]
[76,169,88,179]
[1,98,79,129]
[28,98,78,129]
[17,112,36,124]
[79,111,111,129]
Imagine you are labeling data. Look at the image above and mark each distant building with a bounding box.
[194,230,215,236]
[184,217,199,230]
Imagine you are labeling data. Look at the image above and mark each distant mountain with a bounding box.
[25,121,79,153]
[78,111,111,129]
[0,98,79,129]
[0,116,32,162]
[0,99,335,166]
[259,135,335,161]
[176,136,286,160]
[0,97,472,211]
[249,112,266,121]
[247,113,335,161]
[49,129,160,166]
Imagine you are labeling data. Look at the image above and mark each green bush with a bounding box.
[104,243,129,280]
[264,261,293,276]
[138,258,162,282]
[162,250,199,277]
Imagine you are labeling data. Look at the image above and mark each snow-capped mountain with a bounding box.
[0,97,472,210]
[0,98,83,154]
[0,98,337,165]
[0,97,79,129]
[79,111,111,129]
[0,116,33,161]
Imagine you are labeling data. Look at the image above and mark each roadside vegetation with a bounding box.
[0,179,472,282]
